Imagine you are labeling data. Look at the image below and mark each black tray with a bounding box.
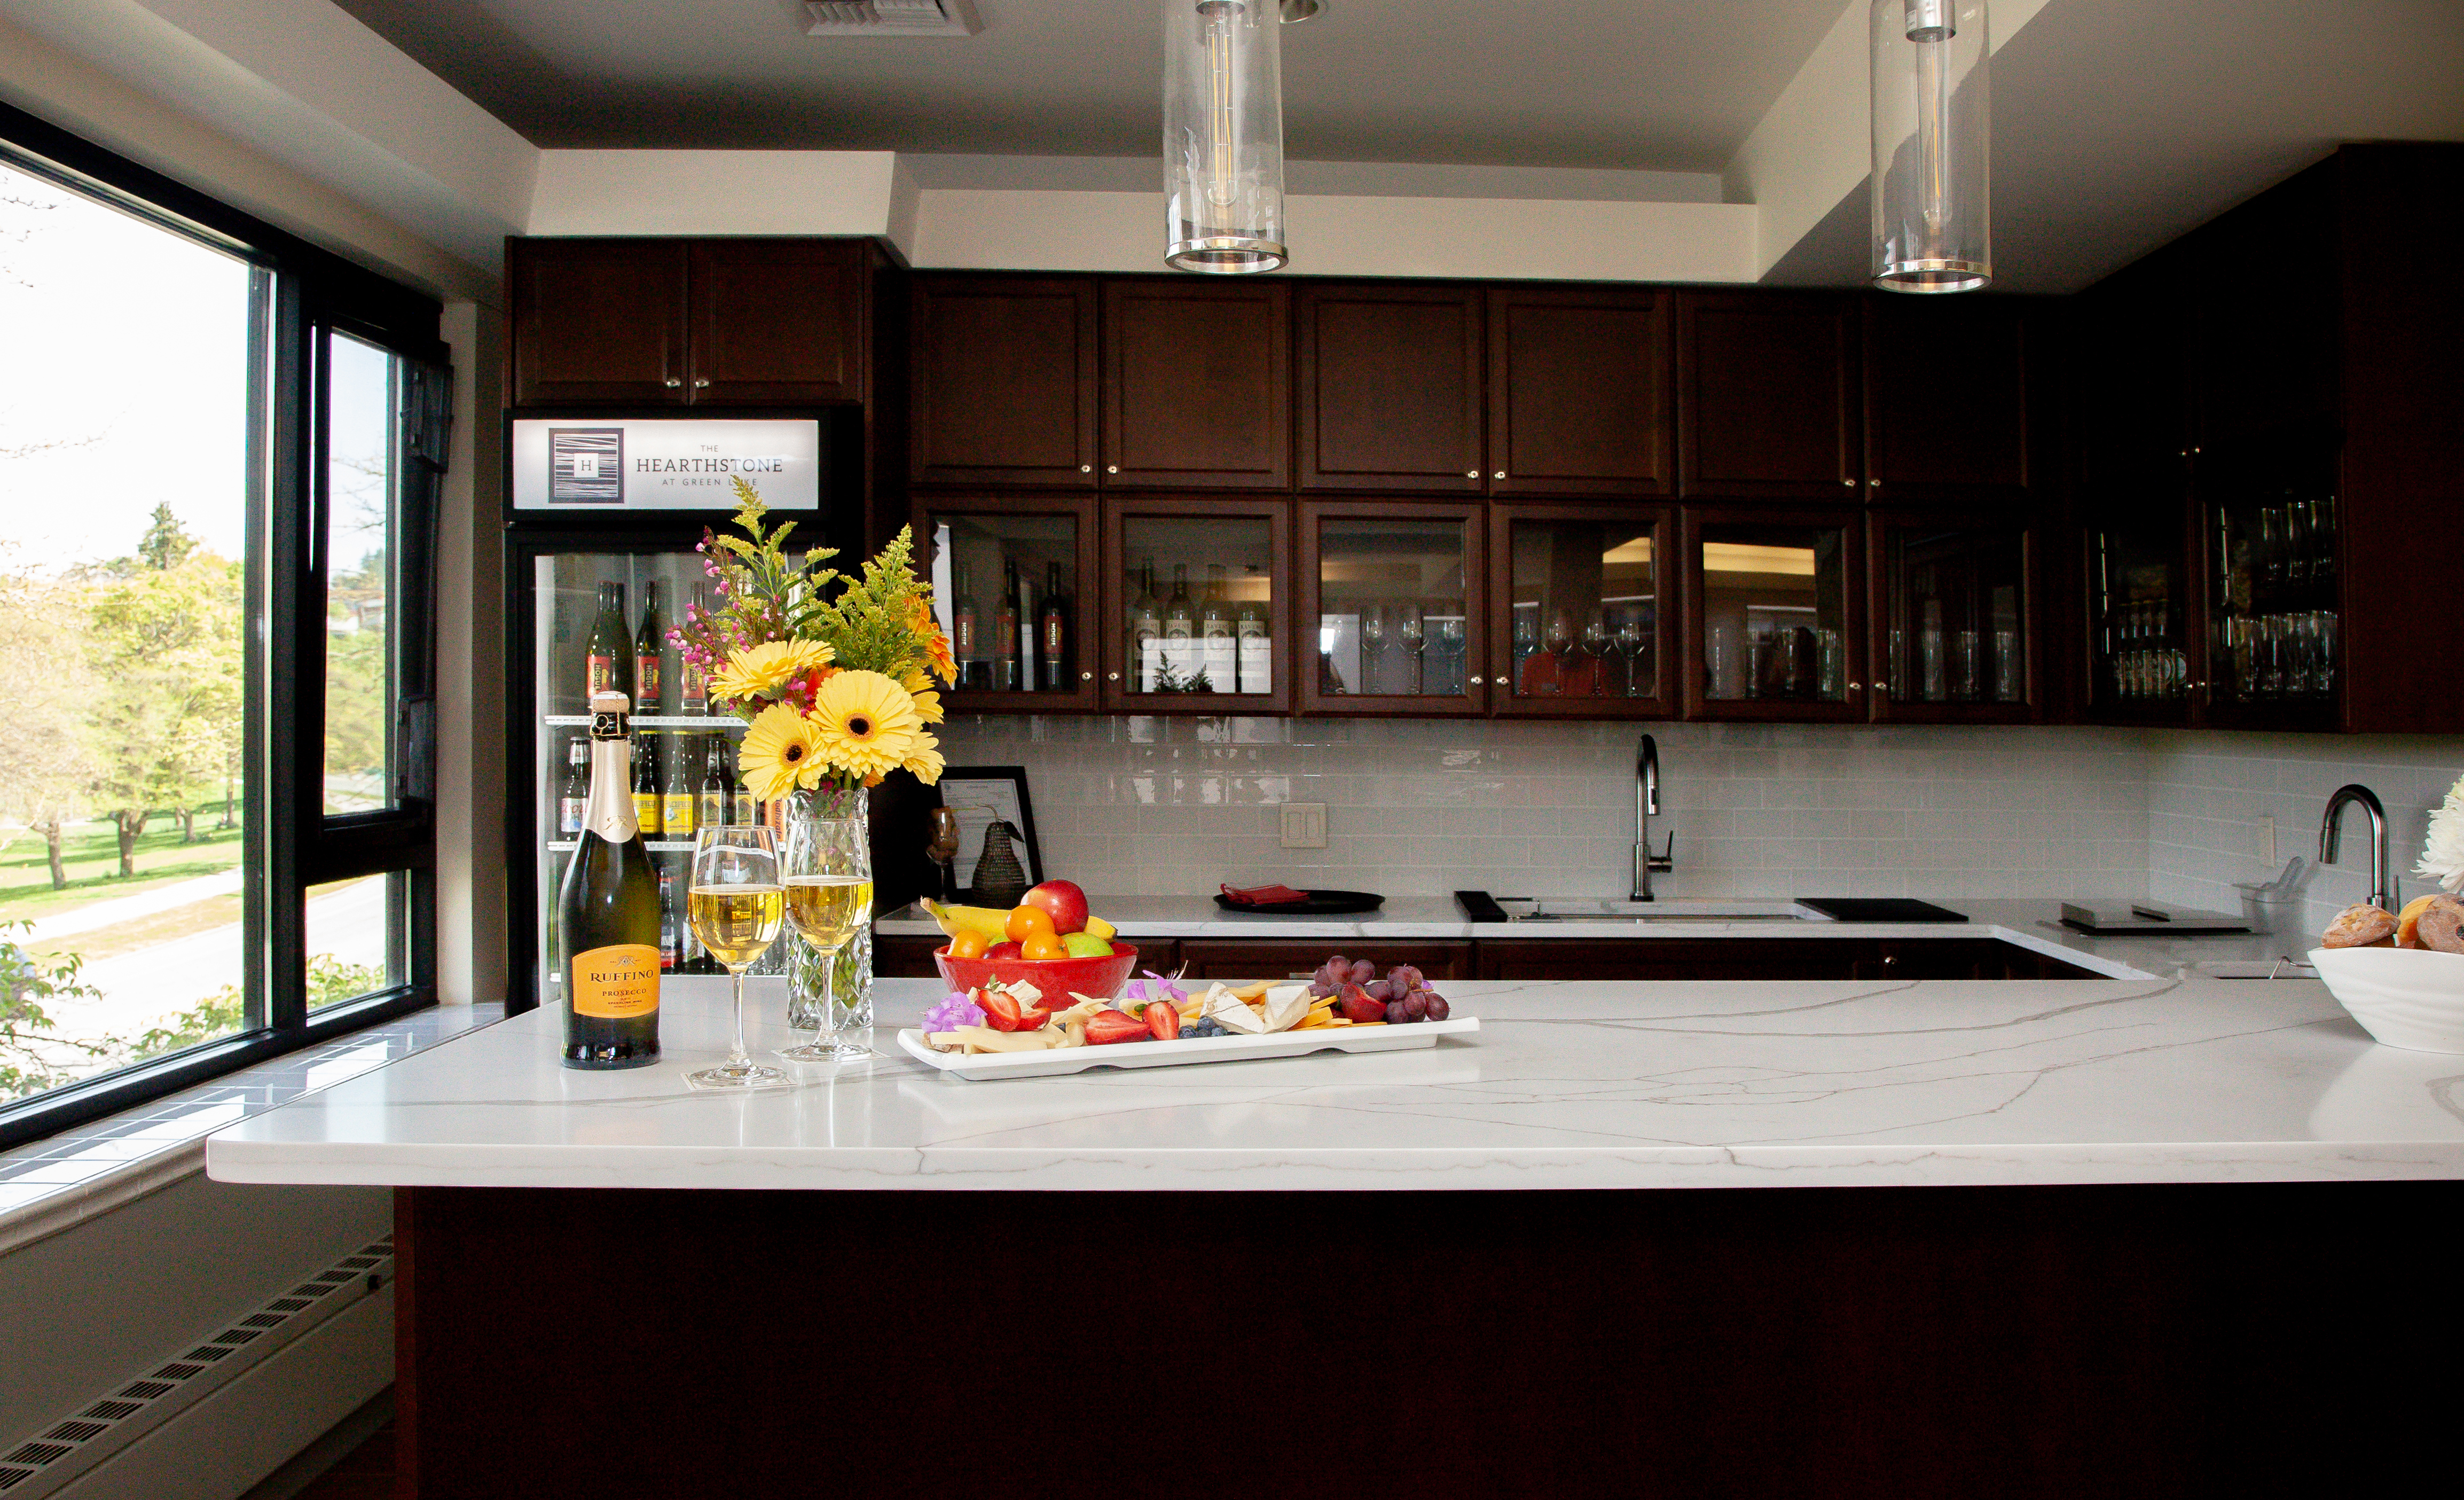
[1213,889,1386,916]
[1800,897,1967,923]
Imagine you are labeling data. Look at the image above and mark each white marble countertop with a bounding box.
[875,896,2312,981]
[204,973,2463,1193]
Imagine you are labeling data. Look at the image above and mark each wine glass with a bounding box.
[1433,604,1467,696]
[686,826,787,1090]
[776,809,875,1062]
[1358,603,1390,694]
[1396,604,1427,694]
[1580,612,1612,696]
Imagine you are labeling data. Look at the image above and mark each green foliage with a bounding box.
[1,920,110,1100]
[308,952,386,1009]
[127,984,245,1062]
[795,526,935,679]
[83,543,243,866]
[137,502,198,571]
[689,475,843,659]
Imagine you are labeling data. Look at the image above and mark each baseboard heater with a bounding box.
[0,1237,394,1497]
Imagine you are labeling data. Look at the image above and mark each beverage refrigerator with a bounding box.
[500,411,859,1014]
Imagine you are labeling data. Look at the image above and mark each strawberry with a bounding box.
[1085,1010,1153,1046]
[976,988,1050,1033]
[1146,999,1181,1041]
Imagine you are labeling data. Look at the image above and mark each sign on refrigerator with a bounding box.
[511,418,822,511]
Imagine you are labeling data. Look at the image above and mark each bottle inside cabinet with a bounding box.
[2204,450,2338,707]
[2089,525,2190,707]
[1506,518,1658,701]
[1119,514,1276,696]
[927,513,1076,694]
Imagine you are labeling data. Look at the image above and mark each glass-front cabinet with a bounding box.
[1299,501,1486,715]
[2201,444,2339,729]
[1101,497,1291,713]
[916,494,1100,713]
[1487,503,1674,717]
[2084,499,2196,724]
[1682,507,1864,720]
[1869,511,2034,722]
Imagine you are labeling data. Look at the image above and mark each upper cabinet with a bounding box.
[508,237,876,408]
[685,239,869,405]
[509,239,689,406]
[1863,296,2032,501]
[909,275,1098,488]
[1294,283,1484,493]
[1486,286,1675,496]
[1102,278,1290,489]
[1678,292,1862,501]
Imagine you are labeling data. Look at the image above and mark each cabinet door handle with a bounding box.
[1492,470,1505,480]
[1107,671,1120,682]
[1081,464,1093,473]
[1842,477,1856,487]
[664,378,681,388]
[1851,682,1865,692]
[1469,675,1485,685]
[1465,470,1479,479]
[1867,478,1880,488]
[1081,671,1094,682]
[1107,465,1119,474]
[693,378,710,388]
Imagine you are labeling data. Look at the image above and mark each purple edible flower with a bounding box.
[922,992,985,1033]
[1120,978,1150,1005]
[1143,970,1189,1003]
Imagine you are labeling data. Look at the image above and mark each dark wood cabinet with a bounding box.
[1864,296,2032,501]
[1298,499,1488,717]
[1487,502,1677,719]
[508,239,689,406]
[912,492,1103,714]
[685,239,868,405]
[1681,505,1869,723]
[1176,940,1472,981]
[1102,278,1290,489]
[1294,283,1484,492]
[1678,292,1861,500]
[1486,285,1675,495]
[1101,495,1293,714]
[909,275,1098,488]
[1865,507,2039,723]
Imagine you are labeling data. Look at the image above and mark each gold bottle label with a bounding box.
[663,793,695,834]
[633,792,662,835]
[570,943,660,1019]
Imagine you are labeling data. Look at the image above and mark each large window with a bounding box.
[0,105,443,1147]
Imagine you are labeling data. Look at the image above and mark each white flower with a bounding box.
[2417,771,2464,894]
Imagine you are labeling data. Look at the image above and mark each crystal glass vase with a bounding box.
[779,785,873,1054]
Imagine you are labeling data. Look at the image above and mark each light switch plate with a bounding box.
[2260,815,2277,865]
[1280,803,1327,849]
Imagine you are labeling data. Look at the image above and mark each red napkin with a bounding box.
[1221,882,1310,907]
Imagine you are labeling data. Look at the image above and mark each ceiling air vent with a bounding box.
[804,1,981,36]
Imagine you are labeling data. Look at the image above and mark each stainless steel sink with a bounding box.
[1495,897,1832,923]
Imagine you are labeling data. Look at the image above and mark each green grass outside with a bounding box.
[0,805,244,925]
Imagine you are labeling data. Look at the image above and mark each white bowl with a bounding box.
[2308,946,2464,1052]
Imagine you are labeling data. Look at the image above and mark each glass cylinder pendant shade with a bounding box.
[1164,0,1286,274]
[1870,0,1990,292]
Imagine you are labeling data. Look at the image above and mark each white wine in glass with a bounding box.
[685,825,788,1089]
[778,811,873,1064]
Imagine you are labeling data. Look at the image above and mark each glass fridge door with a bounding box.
[532,547,766,1005]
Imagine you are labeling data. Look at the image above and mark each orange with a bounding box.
[947,928,990,960]
[1006,905,1057,943]
[1019,932,1068,961]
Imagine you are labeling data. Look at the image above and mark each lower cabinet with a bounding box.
[875,933,2098,982]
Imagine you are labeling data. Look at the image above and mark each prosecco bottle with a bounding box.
[559,692,661,1069]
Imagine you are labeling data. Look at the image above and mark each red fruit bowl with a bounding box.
[933,943,1141,1002]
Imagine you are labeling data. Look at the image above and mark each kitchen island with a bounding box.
[208,976,2461,1497]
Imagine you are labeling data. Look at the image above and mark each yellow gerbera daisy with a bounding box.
[900,668,945,724]
[901,730,945,786]
[711,639,835,706]
[914,601,959,685]
[736,702,827,802]
[806,669,921,780]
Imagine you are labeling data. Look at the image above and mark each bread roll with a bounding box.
[2413,895,2464,956]
[2396,894,2441,948]
[2321,903,2398,949]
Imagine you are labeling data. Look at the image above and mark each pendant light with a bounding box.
[1163,1,1289,274]
[1870,0,1990,292]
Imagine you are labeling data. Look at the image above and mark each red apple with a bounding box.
[984,941,1023,961]
[1021,880,1089,936]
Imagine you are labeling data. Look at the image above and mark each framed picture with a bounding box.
[936,767,1042,892]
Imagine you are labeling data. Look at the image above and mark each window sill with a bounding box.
[0,1003,503,1257]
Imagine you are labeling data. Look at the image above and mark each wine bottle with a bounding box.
[633,580,666,716]
[1235,572,1270,696]
[697,735,728,832]
[726,738,755,826]
[585,582,632,705]
[1199,562,1234,693]
[953,562,980,692]
[994,558,1021,691]
[632,728,664,838]
[557,736,588,835]
[680,583,711,715]
[661,731,695,839]
[657,861,682,973]
[1040,561,1070,691]
[1163,563,1196,686]
[559,691,661,1069]
[1130,557,1162,693]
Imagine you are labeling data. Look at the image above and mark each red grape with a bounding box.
[1423,993,1451,1021]
[1384,1000,1408,1025]
[1349,958,1377,985]
[1401,990,1429,1021]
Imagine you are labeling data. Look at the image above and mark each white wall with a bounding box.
[435,302,506,1007]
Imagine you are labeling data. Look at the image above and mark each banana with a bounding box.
[1084,914,1117,943]
[924,900,1011,941]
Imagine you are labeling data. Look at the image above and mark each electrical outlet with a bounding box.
[2260,815,2277,865]
[1279,802,1327,849]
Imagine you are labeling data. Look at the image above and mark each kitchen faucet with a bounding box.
[2319,783,2395,910]
[1633,733,1675,901]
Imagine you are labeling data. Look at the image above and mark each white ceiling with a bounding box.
[326,0,1849,167]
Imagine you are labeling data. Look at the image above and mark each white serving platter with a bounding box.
[896,1016,1480,1081]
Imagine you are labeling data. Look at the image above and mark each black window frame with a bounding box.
[0,101,447,1153]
